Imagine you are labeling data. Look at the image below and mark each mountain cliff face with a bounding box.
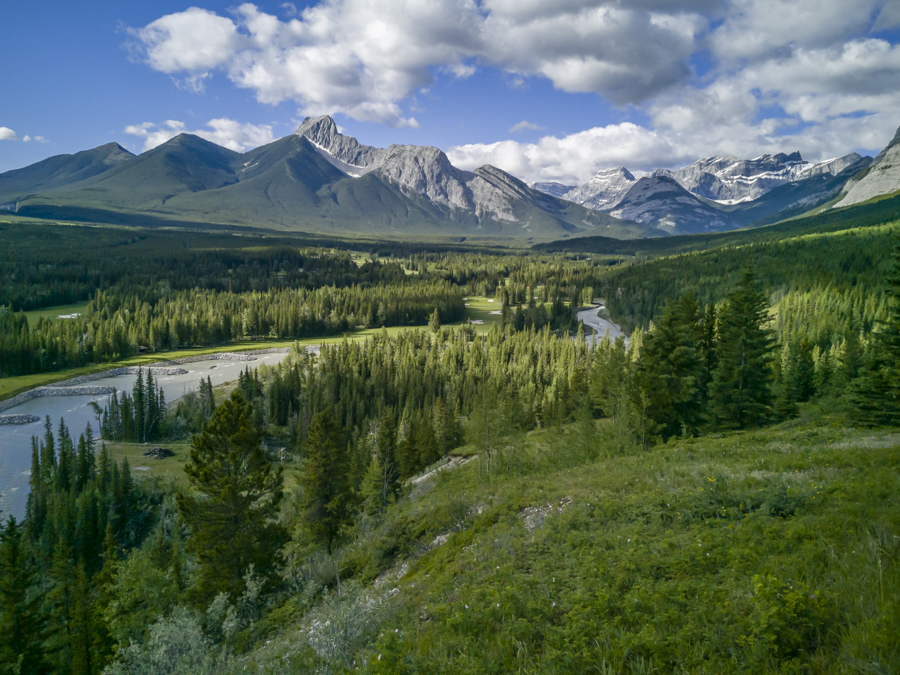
[293,117,636,232]
[528,181,575,198]
[610,176,729,234]
[834,126,900,208]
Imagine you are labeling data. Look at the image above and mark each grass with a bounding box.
[451,295,503,333]
[22,301,90,324]
[105,441,193,488]
[240,420,900,674]
[0,298,499,402]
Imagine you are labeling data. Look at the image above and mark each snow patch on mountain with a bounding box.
[562,167,636,211]
[653,152,864,203]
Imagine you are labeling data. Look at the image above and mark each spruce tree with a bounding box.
[0,518,47,675]
[429,307,441,333]
[299,411,349,552]
[177,391,286,604]
[853,241,900,424]
[709,268,774,429]
[632,294,705,441]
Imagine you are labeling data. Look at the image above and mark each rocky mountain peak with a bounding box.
[559,166,637,211]
[295,115,385,174]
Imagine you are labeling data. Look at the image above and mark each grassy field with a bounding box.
[0,298,501,402]
[22,301,91,324]
[105,441,193,488]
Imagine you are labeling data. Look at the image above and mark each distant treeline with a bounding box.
[0,281,465,377]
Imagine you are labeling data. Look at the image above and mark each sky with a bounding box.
[2,0,900,185]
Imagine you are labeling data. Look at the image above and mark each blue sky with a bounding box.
[3,1,900,184]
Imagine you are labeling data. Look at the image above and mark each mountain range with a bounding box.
[1,117,898,239]
[530,149,876,234]
[0,117,638,241]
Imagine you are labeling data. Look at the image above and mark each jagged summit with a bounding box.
[562,167,637,211]
[296,115,385,175]
[653,152,865,203]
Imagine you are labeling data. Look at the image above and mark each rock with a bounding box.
[563,167,636,211]
[529,181,577,198]
[0,414,41,425]
[143,447,175,459]
[835,126,900,208]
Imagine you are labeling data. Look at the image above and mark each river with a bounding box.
[576,305,626,343]
[0,352,290,519]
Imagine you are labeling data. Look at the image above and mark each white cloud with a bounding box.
[128,8,243,73]
[128,0,900,178]
[0,128,47,143]
[449,123,692,184]
[124,118,275,152]
[709,0,886,62]
[129,1,708,125]
[509,121,545,133]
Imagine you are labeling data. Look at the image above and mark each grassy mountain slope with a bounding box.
[0,142,133,204]
[20,134,242,214]
[236,421,900,673]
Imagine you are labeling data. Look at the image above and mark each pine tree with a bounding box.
[429,307,441,333]
[0,518,48,675]
[709,268,774,429]
[853,241,900,424]
[177,391,286,604]
[632,294,706,441]
[299,411,349,552]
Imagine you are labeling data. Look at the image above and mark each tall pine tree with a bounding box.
[177,391,286,604]
[709,268,774,429]
[299,411,350,552]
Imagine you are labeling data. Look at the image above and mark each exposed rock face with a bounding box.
[562,167,636,210]
[377,144,476,211]
[295,116,385,174]
[611,176,729,234]
[529,181,576,198]
[295,115,537,222]
[653,152,865,204]
[834,127,900,208]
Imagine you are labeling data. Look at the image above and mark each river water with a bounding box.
[0,353,289,519]
[576,305,626,343]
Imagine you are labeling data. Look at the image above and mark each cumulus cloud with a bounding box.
[128,0,900,179]
[509,121,545,133]
[129,1,708,126]
[0,128,47,143]
[449,123,695,184]
[124,118,275,152]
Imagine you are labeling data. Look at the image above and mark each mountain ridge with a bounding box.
[3,118,641,240]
